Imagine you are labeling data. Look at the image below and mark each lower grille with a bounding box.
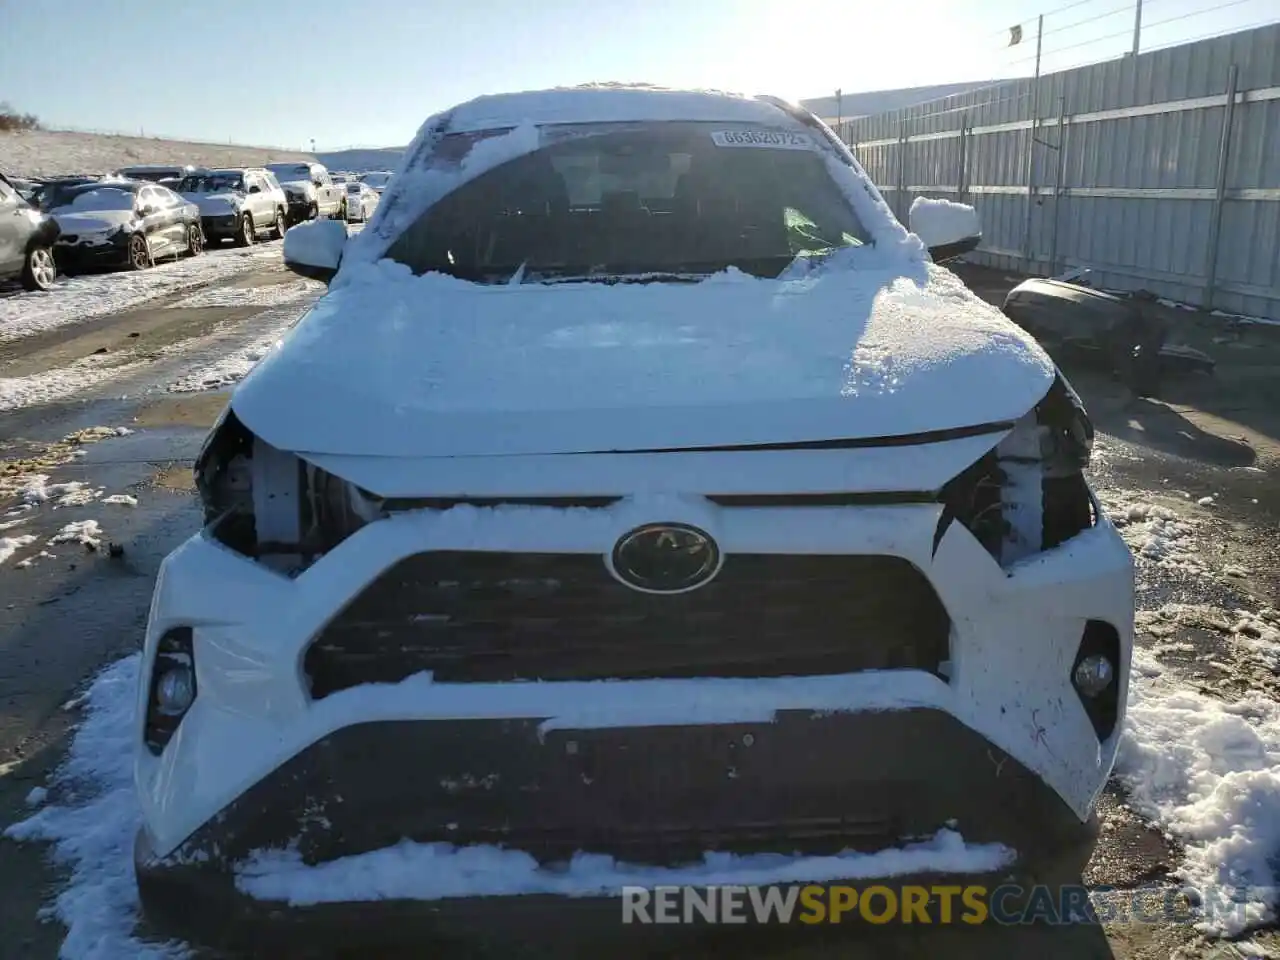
[304,552,950,697]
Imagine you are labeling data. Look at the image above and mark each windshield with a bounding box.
[53,186,135,213]
[179,173,244,193]
[119,168,178,182]
[383,122,867,283]
[267,163,312,181]
[346,183,363,193]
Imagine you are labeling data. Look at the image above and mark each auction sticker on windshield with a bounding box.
[711,130,816,150]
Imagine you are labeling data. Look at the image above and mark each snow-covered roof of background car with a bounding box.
[443,85,793,133]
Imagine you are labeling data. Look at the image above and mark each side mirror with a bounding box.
[283,218,347,284]
[312,179,324,189]
[137,205,155,217]
[248,185,261,194]
[908,197,982,262]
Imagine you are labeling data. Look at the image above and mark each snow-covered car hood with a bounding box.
[49,210,133,235]
[183,192,242,215]
[278,180,315,195]
[232,256,1056,460]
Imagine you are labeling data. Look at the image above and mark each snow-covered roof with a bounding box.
[445,85,793,134]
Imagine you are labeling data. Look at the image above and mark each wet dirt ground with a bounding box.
[0,263,1277,958]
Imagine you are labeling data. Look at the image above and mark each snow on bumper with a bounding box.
[135,498,1133,863]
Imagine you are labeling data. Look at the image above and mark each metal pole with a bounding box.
[1021,15,1044,273]
[1204,64,1239,310]
[957,114,968,202]
[1132,0,1143,56]
[836,88,843,132]
[1049,97,1068,276]
[897,122,908,221]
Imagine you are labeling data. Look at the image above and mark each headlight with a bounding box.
[940,372,1096,566]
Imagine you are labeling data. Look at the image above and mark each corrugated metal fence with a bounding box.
[841,23,1280,321]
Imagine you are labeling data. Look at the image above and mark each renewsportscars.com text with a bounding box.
[620,884,1267,927]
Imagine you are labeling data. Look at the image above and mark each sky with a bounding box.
[0,0,1274,150]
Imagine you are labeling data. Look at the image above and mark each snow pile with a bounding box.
[236,830,1013,906]
[0,245,279,344]
[1118,649,1280,936]
[1232,610,1280,671]
[0,533,37,565]
[3,656,184,960]
[908,196,981,250]
[19,475,102,508]
[1103,497,1204,572]
[167,302,307,393]
[49,520,104,549]
[102,494,138,507]
[239,258,1052,458]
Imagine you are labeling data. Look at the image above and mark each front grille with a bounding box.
[304,552,951,697]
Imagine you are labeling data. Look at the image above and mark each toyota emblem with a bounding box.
[610,523,722,594]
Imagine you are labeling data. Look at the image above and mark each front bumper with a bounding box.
[200,213,239,239]
[134,495,1132,940]
[54,233,129,267]
[136,709,1100,953]
[285,196,315,222]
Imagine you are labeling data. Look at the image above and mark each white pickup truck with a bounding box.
[264,161,346,225]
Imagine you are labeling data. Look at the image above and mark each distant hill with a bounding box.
[317,147,405,173]
[0,129,312,178]
[801,80,1003,122]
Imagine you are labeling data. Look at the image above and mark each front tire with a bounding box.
[186,224,204,258]
[335,200,347,222]
[235,213,255,247]
[307,201,318,222]
[20,245,56,290]
[127,233,152,271]
[273,208,286,240]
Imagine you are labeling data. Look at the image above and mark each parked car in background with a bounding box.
[344,180,379,222]
[114,164,199,184]
[264,161,345,225]
[178,168,288,246]
[7,176,39,204]
[30,175,109,212]
[48,181,203,272]
[357,170,393,193]
[0,172,60,290]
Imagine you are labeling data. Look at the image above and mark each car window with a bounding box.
[382,121,866,284]
[263,172,281,190]
[139,186,159,208]
[155,187,180,207]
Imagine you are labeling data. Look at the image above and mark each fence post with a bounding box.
[1204,63,1239,310]
[1049,97,1068,277]
[957,114,968,202]
[897,122,908,221]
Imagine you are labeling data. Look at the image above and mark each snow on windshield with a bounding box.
[55,188,135,213]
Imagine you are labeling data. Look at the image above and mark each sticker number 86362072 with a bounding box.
[710,130,816,150]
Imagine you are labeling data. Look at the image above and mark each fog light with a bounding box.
[155,661,195,716]
[1073,654,1114,697]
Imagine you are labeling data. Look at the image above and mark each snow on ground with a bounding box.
[2,656,185,960]
[102,494,138,507]
[1099,494,1207,574]
[0,245,280,344]
[0,127,308,179]
[0,354,150,413]
[18,475,102,508]
[164,277,317,310]
[1117,647,1280,936]
[236,830,1012,906]
[165,301,311,393]
[0,533,37,565]
[49,519,104,549]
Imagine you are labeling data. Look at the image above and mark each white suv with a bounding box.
[134,86,1133,953]
[176,168,288,245]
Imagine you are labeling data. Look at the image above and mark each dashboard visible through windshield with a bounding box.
[383,122,869,283]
